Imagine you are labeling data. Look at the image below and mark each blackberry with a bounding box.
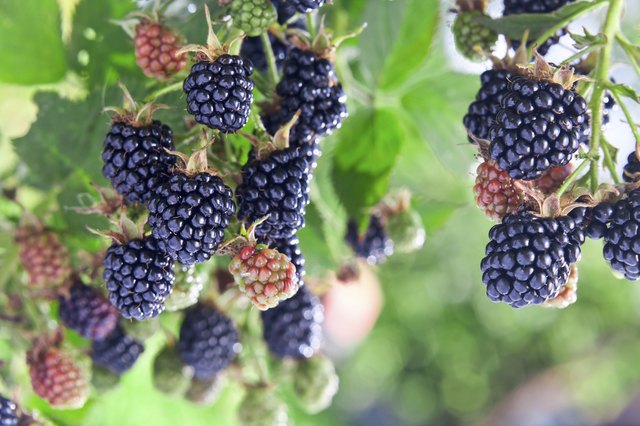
[241,34,287,72]
[266,236,306,281]
[148,172,236,265]
[103,237,175,320]
[603,190,640,280]
[271,0,324,14]
[623,151,640,183]
[183,55,254,133]
[270,0,297,23]
[480,211,584,307]
[261,286,323,358]
[91,326,144,375]
[59,282,118,340]
[0,396,18,426]
[263,48,347,144]
[463,69,513,142]
[568,203,613,239]
[503,0,575,55]
[178,304,241,380]
[102,120,176,205]
[134,18,187,80]
[345,215,394,265]
[488,76,588,180]
[236,144,316,240]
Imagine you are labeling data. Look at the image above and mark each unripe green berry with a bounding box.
[386,209,426,253]
[152,345,193,396]
[186,375,225,405]
[230,0,277,37]
[165,265,204,312]
[237,387,288,426]
[452,11,497,61]
[293,355,339,414]
[91,365,120,393]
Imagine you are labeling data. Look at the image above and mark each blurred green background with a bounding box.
[2,0,640,425]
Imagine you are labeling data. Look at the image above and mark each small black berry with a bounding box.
[0,395,18,426]
[345,215,394,265]
[463,69,513,142]
[92,326,144,374]
[603,190,640,280]
[59,281,119,340]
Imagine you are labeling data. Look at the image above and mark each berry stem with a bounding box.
[307,13,317,40]
[587,0,624,192]
[260,32,280,87]
[601,137,621,184]
[144,80,184,102]
[556,158,590,196]
[559,45,599,67]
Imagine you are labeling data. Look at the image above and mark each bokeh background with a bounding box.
[2,0,640,425]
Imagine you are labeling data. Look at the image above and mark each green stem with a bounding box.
[559,44,599,66]
[145,80,184,102]
[556,159,591,196]
[588,0,624,192]
[307,12,317,40]
[601,137,621,184]
[260,32,280,87]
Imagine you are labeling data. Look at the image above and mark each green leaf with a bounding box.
[331,108,405,220]
[12,91,108,191]
[610,83,640,103]
[473,0,607,41]
[0,0,67,84]
[357,0,439,90]
[569,29,606,49]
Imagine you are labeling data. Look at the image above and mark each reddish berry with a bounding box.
[229,245,299,310]
[135,18,186,80]
[27,347,89,409]
[533,164,574,195]
[15,226,71,288]
[473,160,524,221]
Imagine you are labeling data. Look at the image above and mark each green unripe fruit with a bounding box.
[386,208,426,253]
[186,375,225,405]
[152,346,192,396]
[237,387,288,426]
[230,0,277,37]
[452,11,497,61]
[165,265,204,312]
[91,364,120,393]
[293,355,339,414]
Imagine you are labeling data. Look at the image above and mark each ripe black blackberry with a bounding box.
[568,203,613,239]
[266,236,306,282]
[178,304,241,379]
[261,286,323,358]
[263,47,347,144]
[603,190,640,280]
[345,215,394,265]
[103,237,175,320]
[503,0,575,55]
[236,144,317,240]
[271,0,324,14]
[463,69,513,142]
[241,34,287,72]
[59,281,118,340]
[623,151,640,183]
[0,395,18,426]
[183,54,254,133]
[488,75,588,180]
[102,100,176,205]
[481,211,584,307]
[91,326,144,374]
[148,172,235,265]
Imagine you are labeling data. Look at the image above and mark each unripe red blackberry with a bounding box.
[474,160,524,220]
[488,75,588,180]
[229,245,299,310]
[481,211,584,307]
[27,346,90,409]
[148,172,236,266]
[261,286,323,358]
[0,395,18,426]
[533,163,573,194]
[91,326,144,375]
[103,236,175,320]
[463,69,513,143]
[178,304,241,380]
[15,226,71,288]
[135,18,187,80]
[263,236,306,282]
[345,215,394,265]
[236,143,316,240]
[59,281,119,340]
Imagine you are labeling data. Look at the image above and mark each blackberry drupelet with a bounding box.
[263,48,347,144]
[103,237,175,321]
[345,215,394,265]
[568,203,613,239]
[488,76,588,180]
[148,172,236,265]
[102,120,176,205]
[183,54,254,133]
[178,304,241,379]
[0,396,18,426]
[463,69,513,142]
[267,236,306,281]
[503,0,575,55]
[59,282,118,340]
[603,190,640,280]
[623,151,640,183]
[91,326,144,375]
[271,0,324,14]
[261,286,323,358]
[236,144,316,240]
[480,211,584,307]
